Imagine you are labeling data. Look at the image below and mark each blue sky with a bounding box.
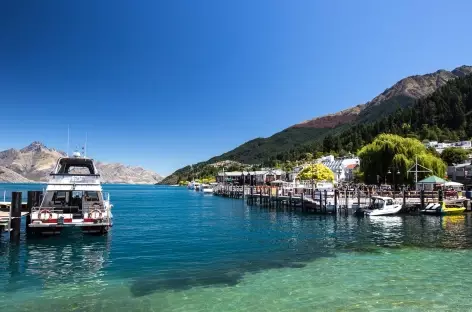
[0,0,471,175]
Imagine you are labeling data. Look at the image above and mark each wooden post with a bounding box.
[275,187,279,208]
[301,193,305,212]
[26,191,37,234]
[319,191,322,213]
[402,189,406,208]
[357,189,361,208]
[438,189,443,203]
[420,189,425,210]
[289,191,292,208]
[10,192,22,241]
[259,189,263,205]
[334,189,338,212]
[345,189,348,209]
[324,190,328,213]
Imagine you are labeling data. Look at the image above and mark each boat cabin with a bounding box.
[40,190,105,215]
[369,196,395,209]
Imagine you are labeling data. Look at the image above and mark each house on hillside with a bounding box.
[447,163,472,183]
[321,156,360,182]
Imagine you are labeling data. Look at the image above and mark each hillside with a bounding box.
[0,142,163,184]
[161,65,472,184]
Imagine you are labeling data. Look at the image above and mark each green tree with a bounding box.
[302,152,314,162]
[297,163,334,182]
[358,134,446,185]
[440,147,469,166]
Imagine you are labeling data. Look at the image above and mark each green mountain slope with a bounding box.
[161,66,472,185]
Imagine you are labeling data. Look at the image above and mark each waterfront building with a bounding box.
[216,169,285,185]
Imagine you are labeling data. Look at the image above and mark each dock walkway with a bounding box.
[214,185,470,215]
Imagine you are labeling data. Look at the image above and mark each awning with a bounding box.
[445,181,463,187]
[418,175,446,184]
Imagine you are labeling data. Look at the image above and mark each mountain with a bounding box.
[161,65,472,184]
[293,65,472,128]
[0,142,163,184]
[0,166,34,183]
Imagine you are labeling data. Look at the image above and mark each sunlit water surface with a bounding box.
[1,184,472,311]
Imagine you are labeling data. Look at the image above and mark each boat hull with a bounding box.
[356,205,403,217]
[420,203,465,216]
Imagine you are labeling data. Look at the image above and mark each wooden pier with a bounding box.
[0,191,42,240]
[214,185,471,214]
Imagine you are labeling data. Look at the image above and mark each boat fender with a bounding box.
[39,209,53,221]
[90,210,103,219]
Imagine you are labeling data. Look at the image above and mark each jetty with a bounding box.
[213,184,470,214]
[0,191,42,240]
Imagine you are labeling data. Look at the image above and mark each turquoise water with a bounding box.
[2,184,472,311]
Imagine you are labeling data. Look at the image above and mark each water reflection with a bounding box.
[0,232,111,292]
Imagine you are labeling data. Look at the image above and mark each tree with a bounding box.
[302,152,313,162]
[297,163,334,182]
[440,147,469,166]
[358,134,446,185]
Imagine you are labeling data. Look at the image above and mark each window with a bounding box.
[84,191,100,201]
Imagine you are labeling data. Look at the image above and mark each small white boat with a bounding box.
[201,184,214,194]
[355,196,402,216]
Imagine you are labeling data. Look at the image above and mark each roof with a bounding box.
[371,196,394,201]
[418,175,446,184]
[345,164,358,169]
[217,170,285,176]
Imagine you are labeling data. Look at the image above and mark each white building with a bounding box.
[321,156,360,182]
[424,140,472,154]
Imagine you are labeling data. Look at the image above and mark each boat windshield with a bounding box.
[386,199,394,206]
[371,199,385,209]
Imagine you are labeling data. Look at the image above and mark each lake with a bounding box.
[1,184,472,311]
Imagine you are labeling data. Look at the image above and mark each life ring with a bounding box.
[89,209,103,219]
[39,209,53,221]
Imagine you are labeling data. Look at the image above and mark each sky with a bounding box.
[0,0,471,175]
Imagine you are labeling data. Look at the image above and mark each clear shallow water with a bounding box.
[2,184,472,311]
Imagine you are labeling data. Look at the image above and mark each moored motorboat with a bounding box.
[355,196,402,216]
[28,152,113,235]
[201,184,214,194]
[421,202,465,215]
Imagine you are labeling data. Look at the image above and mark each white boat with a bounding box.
[201,184,214,194]
[355,196,402,216]
[28,152,113,235]
[194,182,201,191]
[187,181,195,190]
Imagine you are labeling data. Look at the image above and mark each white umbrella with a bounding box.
[445,181,463,187]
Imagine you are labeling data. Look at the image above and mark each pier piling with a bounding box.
[10,192,22,241]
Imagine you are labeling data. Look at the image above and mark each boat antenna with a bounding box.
[67,125,70,157]
[84,132,88,158]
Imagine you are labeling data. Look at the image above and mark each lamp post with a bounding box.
[387,167,400,191]
[337,168,342,184]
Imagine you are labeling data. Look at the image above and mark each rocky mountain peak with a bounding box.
[292,65,472,129]
[452,65,472,77]
[20,141,47,153]
[0,142,163,184]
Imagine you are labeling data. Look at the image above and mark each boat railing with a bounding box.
[48,175,101,184]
